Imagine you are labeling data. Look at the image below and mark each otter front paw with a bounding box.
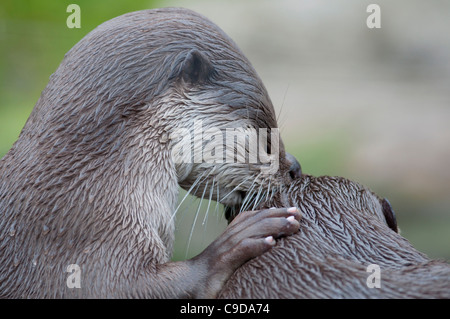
[215,207,301,266]
[192,207,301,297]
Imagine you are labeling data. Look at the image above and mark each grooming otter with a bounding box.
[220,175,450,298]
[0,8,302,298]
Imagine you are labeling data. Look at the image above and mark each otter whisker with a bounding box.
[176,185,202,228]
[220,175,252,203]
[240,181,259,213]
[170,169,208,223]
[265,178,272,203]
[185,179,209,259]
[276,84,290,129]
[249,184,261,211]
[199,177,216,247]
[253,188,269,211]
[173,169,213,235]
[202,177,215,227]
[269,184,277,202]
[240,172,264,213]
[215,180,222,225]
[239,187,254,213]
[239,173,259,207]
[251,183,264,211]
[240,189,255,213]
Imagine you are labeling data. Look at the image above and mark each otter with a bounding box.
[219,175,450,298]
[0,8,302,298]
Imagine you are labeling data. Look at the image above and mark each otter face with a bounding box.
[166,48,300,210]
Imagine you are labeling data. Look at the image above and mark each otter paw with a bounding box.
[209,207,301,269]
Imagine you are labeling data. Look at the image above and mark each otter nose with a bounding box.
[286,152,302,180]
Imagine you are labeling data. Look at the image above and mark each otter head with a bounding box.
[146,9,303,209]
[251,175,399,233]
[21,8,299,217]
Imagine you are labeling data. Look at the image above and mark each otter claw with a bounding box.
[286,216,296,222]
[265,236,276,245]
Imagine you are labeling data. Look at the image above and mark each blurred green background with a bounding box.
[0,0,449,262]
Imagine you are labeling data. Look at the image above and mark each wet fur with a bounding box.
[219,175,450,298]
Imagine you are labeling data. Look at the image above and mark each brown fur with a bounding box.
[219,175,450,298]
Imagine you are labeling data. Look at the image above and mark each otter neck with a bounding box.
[94,133,179,261]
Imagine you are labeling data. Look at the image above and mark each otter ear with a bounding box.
[180,49,214,84]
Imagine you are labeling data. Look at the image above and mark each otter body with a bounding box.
[220,175,450,298]
[0,8,301,298]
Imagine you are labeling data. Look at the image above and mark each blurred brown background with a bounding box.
[1,0,449,261]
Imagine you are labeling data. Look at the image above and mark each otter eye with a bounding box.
[286,153,302,180]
